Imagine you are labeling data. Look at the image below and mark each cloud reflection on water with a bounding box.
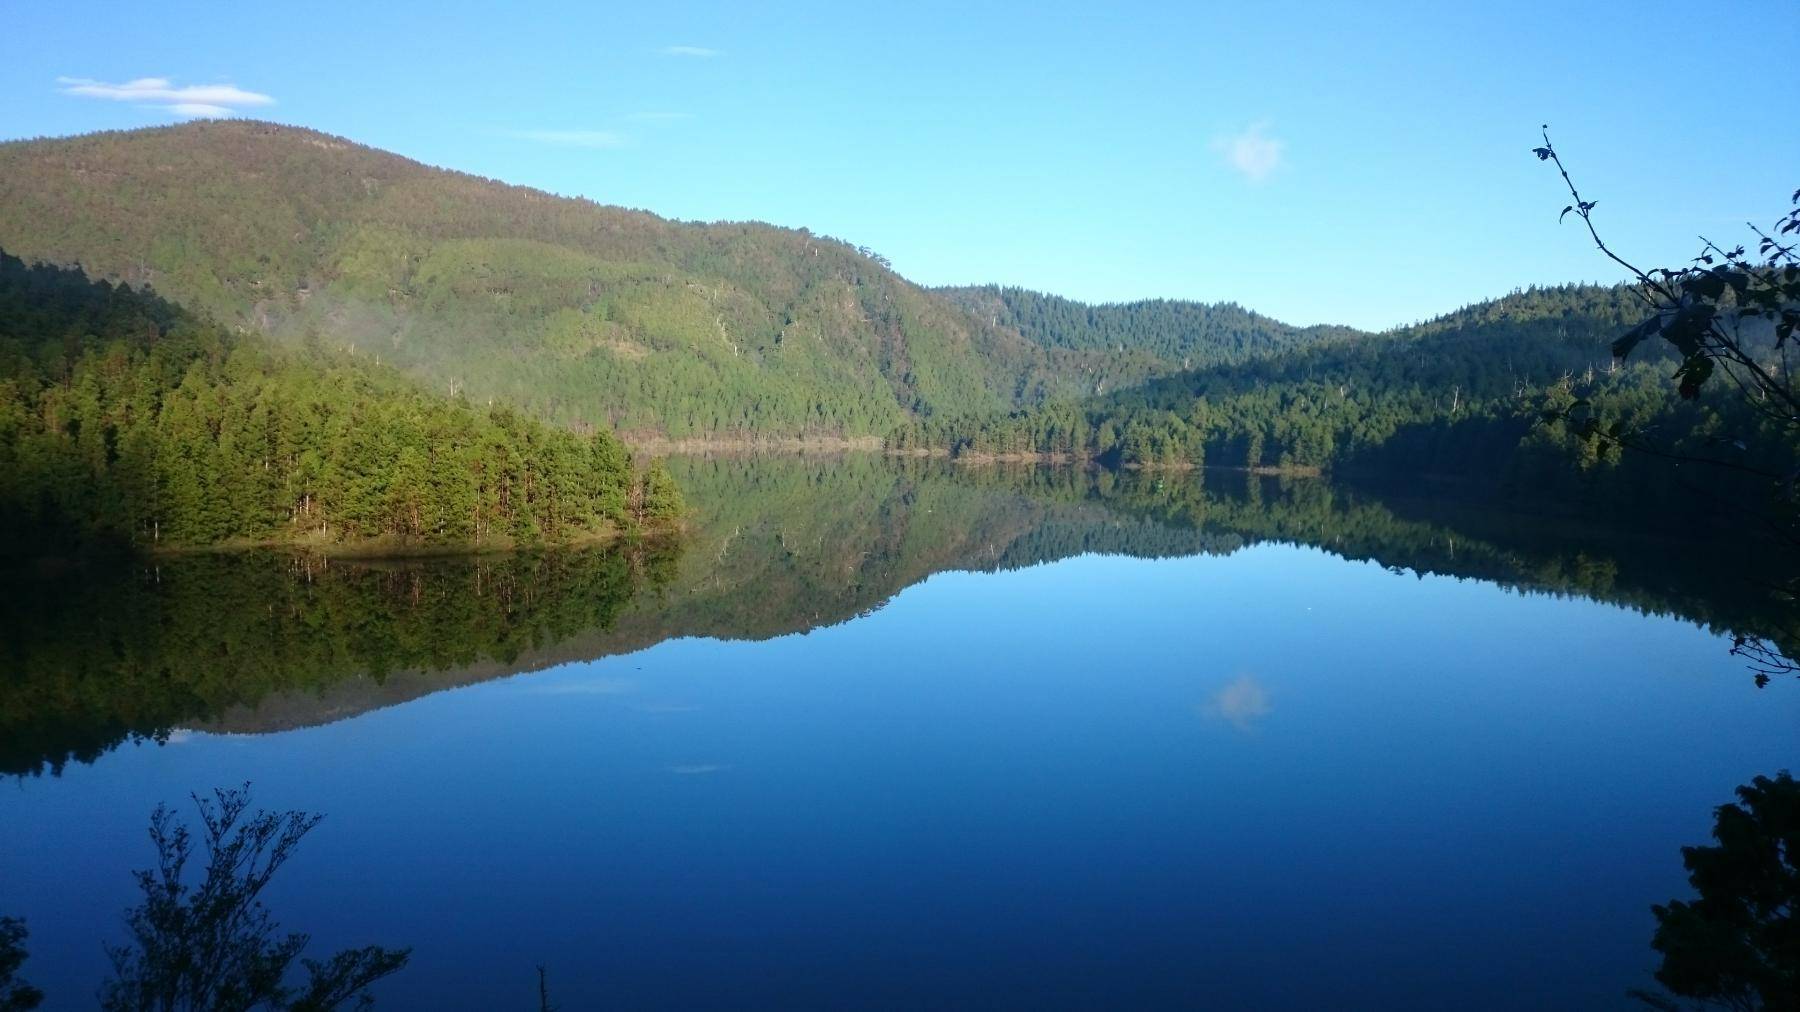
[1203,674,1272,732]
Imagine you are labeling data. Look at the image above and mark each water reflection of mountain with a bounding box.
[4,456,1792,776]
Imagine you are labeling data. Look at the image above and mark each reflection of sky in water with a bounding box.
[5,543,1796,1010]
[526,676,637,695]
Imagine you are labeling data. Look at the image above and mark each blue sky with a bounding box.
[3,0,1796,330]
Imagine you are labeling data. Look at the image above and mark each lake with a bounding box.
[3,458,1795,1009]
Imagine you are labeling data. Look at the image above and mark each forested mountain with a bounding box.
[0,121,1174,438]
[938,284,1362,376]
[892,284,1799,521]
[3,122,1783,510]
[0,251,677,555]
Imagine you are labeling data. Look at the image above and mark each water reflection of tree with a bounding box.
[0,540,681,777]
[1633,772,1799,1011]
[3,788,409,1010]
[7,461,1793,781]
[97,785,409,1011]
[0,917,43,1010]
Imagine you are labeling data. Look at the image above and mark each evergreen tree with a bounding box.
[638,459,686,527]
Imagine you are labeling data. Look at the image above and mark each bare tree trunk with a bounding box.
[537,965,556,1012]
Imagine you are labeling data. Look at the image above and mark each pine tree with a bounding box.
[639,459,685,527]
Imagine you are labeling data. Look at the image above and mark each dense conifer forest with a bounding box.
[891,283,1798,526]
[937,284,1361,374]
[0,252,679,555]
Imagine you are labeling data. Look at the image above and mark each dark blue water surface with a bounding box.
[3,462,1795,1009]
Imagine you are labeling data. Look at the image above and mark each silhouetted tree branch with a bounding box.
[1537,128,1799,423]
[99,784,409,1011]
[1535,128,1800,682]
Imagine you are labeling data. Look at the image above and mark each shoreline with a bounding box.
[625,434,883,456]
[134,522,685,563]
[6,452,1328,569]
[882,447,1322,477]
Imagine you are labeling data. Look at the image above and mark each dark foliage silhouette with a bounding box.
[0,918,43,1011]
[99,785,409,1011]
[1632,772,1799,1011]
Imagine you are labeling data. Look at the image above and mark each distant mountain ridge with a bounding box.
[891,279,1800,527]
[937,284,1364,374]
[0,120,1220,439]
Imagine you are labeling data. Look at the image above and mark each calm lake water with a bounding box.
[3,458,1795,1009]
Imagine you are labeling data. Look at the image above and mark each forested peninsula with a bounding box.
[0,252,681,556]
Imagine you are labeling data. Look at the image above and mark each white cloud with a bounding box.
[1213,122,1285,184]
[1202,674,1273,732]
[167,102,235,118]
[627,111,694,123]
[511,129,631,149]
[57,76,274,118]
[661,46,720,58]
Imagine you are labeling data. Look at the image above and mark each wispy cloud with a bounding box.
[57,76,274,118]
[1201,674,1273,732]
[667,763,728,775]
[1213,121,1285,184]
[167,102,235,117]
[511,129,632,150]
[661,45,720,58]
[627,111,694,124]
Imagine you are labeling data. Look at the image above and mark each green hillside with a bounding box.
[938,284,1362,375]
[0,121,1170,438]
